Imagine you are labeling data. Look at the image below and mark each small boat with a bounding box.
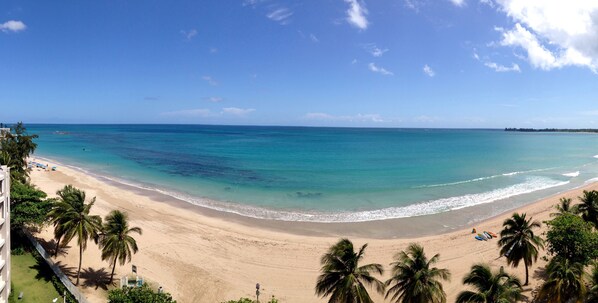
[475,236,484,241]
[488,231,498,238]
[484,231,492,239]
[477,233,488,241]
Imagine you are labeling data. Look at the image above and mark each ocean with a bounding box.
[28,124,598,223]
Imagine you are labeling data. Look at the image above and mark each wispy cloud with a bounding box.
[449,0,466,7]
[202,76,218,86]
[413,115,440,123]
[0,20,26,32]
[222,107,255,116]
[267,7,293,25]
[209,47,218,54]
[180,29,198,40]
[344,0,369,30]
[144,96,159,101]
[304,112,385,123]
[423,64,435,77]
[310,34,319,43]
[484,62,521,72]
[363,43,388,57]
[162,108,214,118]
[368,63,393,76]
[204,97,223,103]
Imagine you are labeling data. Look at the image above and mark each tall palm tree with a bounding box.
[385,243,450,303]
[550,197,578,217]
[100,210,142,284]
[578,190,598,229]
[587,262,598,303]
[48,185,81,257]
[315,238,385,303]
[536,257,586,303]
[497,212,544,285]
[456,264,524,303]
[54,187,102,285]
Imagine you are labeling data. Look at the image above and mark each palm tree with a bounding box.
[54,187,102,285]
[497,212,544,285]
[456,264,524,303]
[100,210,142,284]
[587,262,598,303]
[577,190,598,229]
[550,197,578,217]
[385,243,450,303]
[48,185,85,257]
[536,257,586,303]
[315,238,385,303]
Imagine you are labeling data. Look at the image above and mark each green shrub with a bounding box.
[108,284,176,303]
[222,297,279,303]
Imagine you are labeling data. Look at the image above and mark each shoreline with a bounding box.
[33,156,579,238]
[28,157,598,303]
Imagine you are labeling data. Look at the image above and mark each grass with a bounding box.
[10,251,62,303]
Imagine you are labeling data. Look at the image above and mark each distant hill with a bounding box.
[505,128,598,133]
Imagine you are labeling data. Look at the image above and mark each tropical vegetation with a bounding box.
[497,212,544,285]
[385,243,450,303]
[315,238,385,303]
[100,210,143,283]
[536,257,586,303]
[577,190,598,229]
[456,264,524,303]
[108,284,176,303]
[544,213,598,265]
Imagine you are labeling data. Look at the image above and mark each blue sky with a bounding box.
[1,0,597,128]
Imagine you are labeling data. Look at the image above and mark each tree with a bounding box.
[10,181,52,231]
[385,243,450,303]
[550,197,578,217]
[456,264,524,303]
[108,284,176,303]
[50,185,102,285]
[497,212,544,285]
[588,262,598,303]
[315,238,385,303]
[48,185,84,257]
[100,210,142,284]
[577,190,598,229]
[535,257,586,303]
[0,122,38,182]
[545,213,598,265]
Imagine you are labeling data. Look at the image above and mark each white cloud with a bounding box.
[344,0,369,30]
[363,43,389,57]
[404,0,421,12]
[495,1,598,72]
[413,115,440,123]
[267,7,293,25]
[304,112,384,123]
[162,108,214,118]
[205,97,223,103]
[181,29,198,40]
[0,20,26,32]
[222,107,255,116]
[423,64,435,77]
[484,61,521,72]
[449,0,466,7]
[368,63,393,76]
[310,34,319,43]
[202,76,218,86]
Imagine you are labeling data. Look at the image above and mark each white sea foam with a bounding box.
[416,167,554,189]
[563,171,580,177]
[594,155,598,159]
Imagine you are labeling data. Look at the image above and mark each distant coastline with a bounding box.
[505,128,598,133]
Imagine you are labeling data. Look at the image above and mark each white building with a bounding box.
[0,166,10,303]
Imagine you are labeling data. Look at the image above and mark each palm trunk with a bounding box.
[54,236,62,257]
[110,257,117,284]
[524,262,529,286]
[76,244,83,285]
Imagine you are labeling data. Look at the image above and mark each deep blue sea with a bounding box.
[27,124,598,222]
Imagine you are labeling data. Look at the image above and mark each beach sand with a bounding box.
[28,159,598,303]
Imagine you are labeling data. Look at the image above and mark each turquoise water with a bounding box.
[28,124,598,222]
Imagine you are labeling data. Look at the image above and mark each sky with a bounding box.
[1,0,598,128]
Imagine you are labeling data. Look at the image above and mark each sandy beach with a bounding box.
[28,158,598,303]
